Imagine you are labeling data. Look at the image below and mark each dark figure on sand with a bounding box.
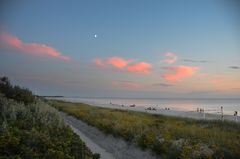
[221,106,224,120]
[130,104,135,107]
[146,107,157,111]
[234,111,237,116]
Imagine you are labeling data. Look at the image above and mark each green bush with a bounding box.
[0,77,35,105]
[92,153,101,159]
[0,95,94,159]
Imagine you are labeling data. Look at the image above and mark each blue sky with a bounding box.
[0,0,240,98]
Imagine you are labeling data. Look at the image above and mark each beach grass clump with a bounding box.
[0,95,96,159]
[52,100,240,159]
[0,77,98,159]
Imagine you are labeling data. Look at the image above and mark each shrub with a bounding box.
[0,76,35,105]
[0,95,94,159]
[93,153,101,159]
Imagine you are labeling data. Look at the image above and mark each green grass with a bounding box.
[52,100,240,159]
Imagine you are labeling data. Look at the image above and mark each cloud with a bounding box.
[106,57,131,69]
[152,83,174,87]
[113,80,140,89]
[93,58,104,66]
[0,32,71,62]
[182,59,207,63]
[161,52,177,64]
[162,65,198,81]
[127,62,152,74]
[93,56,131,69]
[209,76,224,85]
[93,57,152,74]
[229,66,240,69]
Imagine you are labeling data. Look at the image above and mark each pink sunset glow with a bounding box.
[93,58,104,66]
[93,57,151,74]
[162,65,198,81]
[0,32,71,62]
[93,57,131,69]
[127,62,152,74]
[106,57,131,69]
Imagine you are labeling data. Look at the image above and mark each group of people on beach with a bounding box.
[197,108,204,113]
[196,106,238,121]
[110,101,238,120]
[145,107,157,111]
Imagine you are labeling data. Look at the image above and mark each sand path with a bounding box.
[61,112,160,159]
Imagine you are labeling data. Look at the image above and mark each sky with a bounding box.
[0,0,240,98]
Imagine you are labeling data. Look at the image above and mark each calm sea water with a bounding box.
[58,97,240,115]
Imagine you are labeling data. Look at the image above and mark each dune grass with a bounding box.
[52,100,240,159]
[0,77,101,159]
[0,96,98,159]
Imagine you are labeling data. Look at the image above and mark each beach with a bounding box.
[52,100,240,158]
[54,98,240,123]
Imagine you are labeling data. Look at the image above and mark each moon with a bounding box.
[94,34,97,38]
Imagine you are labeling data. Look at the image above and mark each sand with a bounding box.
[61,112,159,159]
[59,99,240,123]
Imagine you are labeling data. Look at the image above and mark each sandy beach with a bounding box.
[57,98,240,123]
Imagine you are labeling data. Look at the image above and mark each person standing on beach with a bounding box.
[221,106,223,120]
[203,108,205,119]
[234,111,238,122]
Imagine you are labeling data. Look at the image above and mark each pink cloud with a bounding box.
[93,57,152,74]
[162,65,198,81]
[127,62,152,74]
[209,75,225,85]
[113,81,140,89]
[93,57,131,69]
[210,79,223,85]
[0,32,71,62]
[106,57,131,69]
[162,52,177,64]
[93,58,104,66]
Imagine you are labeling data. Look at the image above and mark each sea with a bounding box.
[55,97,240,115]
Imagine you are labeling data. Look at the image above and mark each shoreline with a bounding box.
[56,98,240,123]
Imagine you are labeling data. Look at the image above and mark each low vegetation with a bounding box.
[52,100,240,159]
[0,77,35,105]
[0,77,98,159]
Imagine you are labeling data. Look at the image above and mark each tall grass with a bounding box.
[52,100,240,159]
[0,76,101,159]
[0,94,98,159]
